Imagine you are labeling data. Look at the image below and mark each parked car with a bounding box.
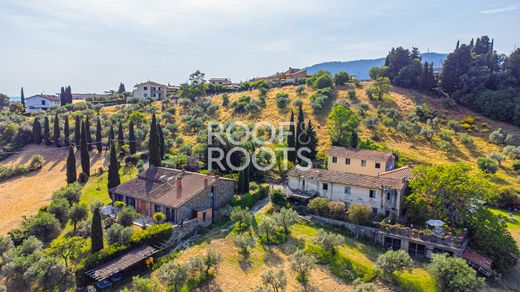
[94,280,112,290]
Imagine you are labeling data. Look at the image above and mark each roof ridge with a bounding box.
[380,166,412,175]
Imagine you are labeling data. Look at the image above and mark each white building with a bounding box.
[287,147,412,217]
[25,95,60,112]
[132,81,167,100]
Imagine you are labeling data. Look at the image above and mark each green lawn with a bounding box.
[80,167,137,206]
[490,208,520,230]
[290,222,437,291]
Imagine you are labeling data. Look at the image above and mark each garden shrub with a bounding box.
[129,223,173,245]
[275,93,290,109]
[348,204,373,226]
[307,197,329,217]
[513,160,520,171]
[477,157,498,174]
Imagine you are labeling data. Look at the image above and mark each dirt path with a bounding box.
[0,144,107,235]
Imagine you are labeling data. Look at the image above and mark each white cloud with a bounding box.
[479,3,520,14]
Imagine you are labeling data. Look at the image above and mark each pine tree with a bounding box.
[20,87,25,109]
[148,113,161,167]
[117,123,124,146]
[64,116,70,146]
[74,116,81,147]
[43,116,51,145]
[157,123,165,159]
[91,208,104,253]
[95,117,102,152]
[80,121,90,176]
[287,111,296,163]
[66,146,76,184]
[108,125,115,147]
[129,121,136,155]
[107,142,121,191]
[53,114,60,148]
[32,118,42,145]
[85,116,92,150]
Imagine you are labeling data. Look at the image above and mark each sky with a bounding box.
[1,0,519,97]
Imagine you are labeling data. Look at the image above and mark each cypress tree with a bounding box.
[65,86,72,104]
[287,111,296,163]
[95,117,102,153]
[148,113,161,167]
[74,116,81,147]
[43,116,51,145]
[306,120,318,161]
[157,123,165,159]
[20,87,25,109]
[53,114,60,147]
[244,162,250,194]
[296,104,305,161]
[64,116,70,146]
[60,87,66,106]
[108,126,115,148]
[352,131,359,148]
[80,121,90,176]
[32,118,42,145]
[91,208,104,253]
[66,146,76,184]
[85,116,92,150]
[107,143,121,191]
[129,121,136,155]
[118,82,126,94]
[117,123,124,146]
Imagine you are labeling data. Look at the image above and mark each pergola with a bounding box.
[85,245,158,281]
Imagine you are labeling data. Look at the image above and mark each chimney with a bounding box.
[204,178,208,188]
[176,177,182,198]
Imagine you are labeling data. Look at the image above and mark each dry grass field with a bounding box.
[0,144,108,234]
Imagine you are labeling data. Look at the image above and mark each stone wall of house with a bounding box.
[175,178,235,224]
[213,178,236,209]
[169,218,209,243]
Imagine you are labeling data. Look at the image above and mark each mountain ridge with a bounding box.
[305,52,448,80]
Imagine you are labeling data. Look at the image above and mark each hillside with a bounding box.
[204,83,520,191]
[306,53,447,79]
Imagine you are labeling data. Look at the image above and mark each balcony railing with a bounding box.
[380,223,467,249]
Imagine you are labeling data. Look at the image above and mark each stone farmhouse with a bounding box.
[25,94,60,112]
[288,147,412,217]
[109,167,236,225]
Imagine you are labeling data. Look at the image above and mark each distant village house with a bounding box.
[132,81,167,100]
[25,94,60,112]
[253,67,309,83]
[209,78,232,85]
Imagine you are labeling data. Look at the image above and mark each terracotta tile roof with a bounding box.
[26,94,60,101]
[110,167,227,208]
[379,166,414,180]
[463,248,492,270]
[328,146,394,161]
[287,167,406,190]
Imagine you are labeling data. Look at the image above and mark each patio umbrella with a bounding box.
[425,219,445,227]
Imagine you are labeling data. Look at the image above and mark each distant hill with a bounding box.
[306,52,447,80]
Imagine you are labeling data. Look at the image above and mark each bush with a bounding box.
[106,224,133,246]
[275,93,290,109]
[117,206,139,227]
[489,128,507,144]
[78,172,89,183]
[271,189,288,207]
[428,253,484,292]
[307,197,329,216]
[504,146,520,159]
[327,201,347,220]
[459,133,474,148]
[129,223,173,245]
[292,99,303,107]
[513,160,520,171]
[348,204,373,226]
[312,229,344,253]
[477,156,498,174]
[376,250,413,282]
[52,183,82,205]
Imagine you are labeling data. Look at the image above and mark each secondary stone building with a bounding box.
[288,147,412,217]
[109,167,236,225]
